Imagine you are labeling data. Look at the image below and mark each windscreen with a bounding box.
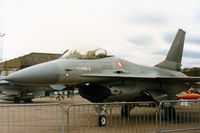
[61,45,113,59]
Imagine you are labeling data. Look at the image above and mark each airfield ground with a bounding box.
[0,95,199,133]
[0,95,90,105]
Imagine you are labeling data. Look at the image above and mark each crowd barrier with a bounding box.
[0,100,199,133]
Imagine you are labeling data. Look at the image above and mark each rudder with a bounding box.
[155,29,186,71]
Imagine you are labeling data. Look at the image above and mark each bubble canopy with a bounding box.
[61,45,114,59]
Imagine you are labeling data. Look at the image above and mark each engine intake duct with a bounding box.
[79,84,111,102]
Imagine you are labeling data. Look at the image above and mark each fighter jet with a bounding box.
[3,29,200,126]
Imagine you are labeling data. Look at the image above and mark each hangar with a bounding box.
[181,67,200,76]
[0,52,61,76]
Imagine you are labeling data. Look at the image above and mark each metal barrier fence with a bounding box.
[66,102,159,133]
[0,103,65,133]
[158,99,200,133]
[0,100,200,133]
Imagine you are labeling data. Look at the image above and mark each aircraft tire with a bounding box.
[121,105,131,118]
[164,106,176,121]
[14,97,20,103]
[24,99,33,103]
[98,115,106,127]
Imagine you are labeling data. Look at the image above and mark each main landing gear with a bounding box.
[121,104,135,118]
[163,106,176,121]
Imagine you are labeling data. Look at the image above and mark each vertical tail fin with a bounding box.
[155,29,186,71]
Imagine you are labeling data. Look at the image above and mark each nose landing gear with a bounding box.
[164,106,176,121]
[98,115,106,127]
[96,105,107,127]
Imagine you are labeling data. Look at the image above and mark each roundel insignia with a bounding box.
[176,40,180,46]
[112,62,117,67]
[116,61,123,68]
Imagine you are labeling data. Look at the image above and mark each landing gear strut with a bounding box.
[96,105,107,127]
[164,106,176,121]
[121,104,134,118]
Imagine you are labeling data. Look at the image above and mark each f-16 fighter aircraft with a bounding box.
[4,29,200,126]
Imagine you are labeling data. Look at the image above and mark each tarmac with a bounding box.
[0,95,199,133]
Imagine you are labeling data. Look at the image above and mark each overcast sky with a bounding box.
[0,0,200,68]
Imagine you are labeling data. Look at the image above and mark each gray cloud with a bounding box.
[183,50,200,58]
[154,50,200,59]
[127,35,153,45]
[164,32,200,45]
[164,32,176,44]
[195,11,200,21]
[154,50,168,56]
[186,38,200,44]
[128,13,168,25]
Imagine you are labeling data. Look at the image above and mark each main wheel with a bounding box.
[98,115,106,127]
[164,106,176,121]
[121,105,131,118]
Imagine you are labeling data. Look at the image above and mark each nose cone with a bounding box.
[5,60,60,85]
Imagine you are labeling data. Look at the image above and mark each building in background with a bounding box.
[181,68,200,93]
[0,52,61,76]
[181,67,200,76]
[0,33,5,63]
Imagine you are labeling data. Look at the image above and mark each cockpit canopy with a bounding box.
[61,45,114,59]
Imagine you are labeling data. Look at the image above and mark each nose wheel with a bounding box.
[96,105,107,127]
[98,115,106,127]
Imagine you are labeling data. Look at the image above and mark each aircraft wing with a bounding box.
[80,74,200,82]
[156,76,200,81]
[81,73,154,79]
